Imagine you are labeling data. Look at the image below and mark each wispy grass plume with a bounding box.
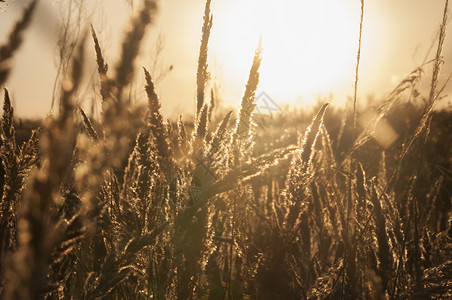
[143,67,172,175]
[90,24,109,101]
[0,0,37,86]
[235,39,262,138]
[110,0,158,102]
[78,106,99,141]
[196,0,213,115]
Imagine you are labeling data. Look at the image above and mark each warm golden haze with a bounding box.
[0,0,451,117]
[210,0,360,105]
[0,1,451,298]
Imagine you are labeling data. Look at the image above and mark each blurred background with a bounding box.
[1,0,451,119]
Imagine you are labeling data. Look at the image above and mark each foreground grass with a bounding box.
[0,0,451,299]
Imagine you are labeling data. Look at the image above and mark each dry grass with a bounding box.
[0,0,451,299]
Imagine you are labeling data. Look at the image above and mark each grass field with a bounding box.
[0,0,451,299]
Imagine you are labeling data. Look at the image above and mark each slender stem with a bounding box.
[353,0,364,140]
[51,0,73,112]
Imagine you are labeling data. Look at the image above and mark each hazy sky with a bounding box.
[1,0,451,118]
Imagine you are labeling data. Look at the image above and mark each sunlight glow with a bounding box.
[210,0,362,106]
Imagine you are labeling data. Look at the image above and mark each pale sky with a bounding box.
[1,0,451,118]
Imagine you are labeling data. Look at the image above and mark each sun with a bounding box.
[210,0,362,107]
